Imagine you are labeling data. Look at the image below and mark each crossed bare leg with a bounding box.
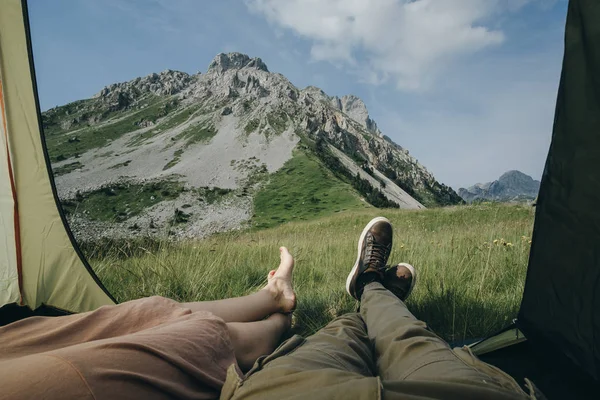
[182,247,296,371]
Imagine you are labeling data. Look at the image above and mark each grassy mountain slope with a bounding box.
[43,94,181,161]
[253,149,370,229]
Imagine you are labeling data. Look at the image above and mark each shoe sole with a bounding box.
[394,262,417,300]
[346,216,391,298]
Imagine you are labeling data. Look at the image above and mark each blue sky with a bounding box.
[28,0,568,189]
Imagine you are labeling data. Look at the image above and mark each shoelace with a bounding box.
[366,235,390,269]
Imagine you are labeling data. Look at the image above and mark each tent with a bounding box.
[0,0,598,397]
[468,1,600,396]
[0,0,115,325]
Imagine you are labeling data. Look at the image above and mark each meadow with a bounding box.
[88,203,534,343]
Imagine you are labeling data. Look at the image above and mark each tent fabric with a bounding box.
[0,78,20,307]
[518,0,600,381]
[0,0,114,315]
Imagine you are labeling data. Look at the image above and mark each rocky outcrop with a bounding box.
[329,95,380,135]
[96,69,193,101]
[459,170,540,203]
[207,52,269,74]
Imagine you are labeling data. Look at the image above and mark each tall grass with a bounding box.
[89,203,534,343]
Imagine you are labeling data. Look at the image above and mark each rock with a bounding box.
[61,119,74,130]
[340,95,379,134]
[137,119,155,128]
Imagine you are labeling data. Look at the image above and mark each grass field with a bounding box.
[89,203,534,343]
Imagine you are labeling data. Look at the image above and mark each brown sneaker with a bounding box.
[346,217,393,300]
[382,263,417,302]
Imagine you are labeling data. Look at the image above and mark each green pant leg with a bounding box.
[360,282,529,398]
[222,313,381,400]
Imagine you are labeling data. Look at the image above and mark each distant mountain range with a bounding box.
[43,52,462,240]
[458,170,540,203]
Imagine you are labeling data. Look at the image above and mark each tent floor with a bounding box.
[480,340,599,399]
[0,303,70,326]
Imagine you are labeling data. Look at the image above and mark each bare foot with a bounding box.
[264,247,297,314]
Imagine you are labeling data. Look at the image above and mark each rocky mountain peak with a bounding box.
[498,170,534,184]
[45,50,464,242]
[208,52,269,74]
[459,170,540,203]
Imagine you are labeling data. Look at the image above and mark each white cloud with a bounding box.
[245,0,546,91]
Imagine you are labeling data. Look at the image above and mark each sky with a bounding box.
[28,0,568,190]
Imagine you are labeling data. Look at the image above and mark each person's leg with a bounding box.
[221,313,381,400]
[0,247,295,360]
[227,313,291,371]
[360,281,528,398]
[2,307,241,400]
[0,295,192,360]
[221,217,395,399]
[182,247,296,322]
[344,217,529,398]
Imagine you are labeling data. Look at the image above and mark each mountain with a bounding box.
[458,171,540,203]
[42,52,462,240]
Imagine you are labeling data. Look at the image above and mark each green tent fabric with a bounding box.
[518,0,600,381]
[0,0,115,324]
